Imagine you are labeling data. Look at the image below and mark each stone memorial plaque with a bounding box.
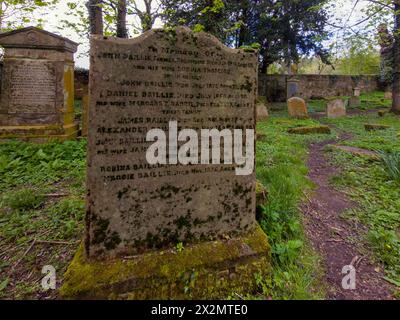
[87,28,258,258]
[9,60,56,113]
[0,27,79,141]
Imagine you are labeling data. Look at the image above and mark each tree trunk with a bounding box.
[391,0,400,114]
[117,0,128,38]
[87,0,103,35]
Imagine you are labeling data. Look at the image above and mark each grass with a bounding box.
[254,115,333,299]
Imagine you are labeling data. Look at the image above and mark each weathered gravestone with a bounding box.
[288,97,308,119]
[327,99,346,118]
[61,27,270,300]
[0,27,79,141]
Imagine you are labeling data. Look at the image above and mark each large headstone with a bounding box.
[86,27,260,258]
[61,27,270,300]
[0,27,79,141]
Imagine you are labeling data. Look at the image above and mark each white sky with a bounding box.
[22,0,380,68]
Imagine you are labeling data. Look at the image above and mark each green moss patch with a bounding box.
[287,125,331,135]
[60,225,270,300]
[365,124,391,131]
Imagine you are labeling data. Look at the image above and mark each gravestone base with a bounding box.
[0,123,78,142]
[60,225,270,300]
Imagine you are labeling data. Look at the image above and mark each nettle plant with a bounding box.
[378,151,400,183]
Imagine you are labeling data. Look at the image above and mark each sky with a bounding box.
[21,0,379,68]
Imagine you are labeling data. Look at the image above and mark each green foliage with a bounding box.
[161,0,330,71]
[334,36,380,75]
[0,139,86,192]
[0,0,59,32]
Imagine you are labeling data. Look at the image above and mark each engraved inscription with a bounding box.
[87,28,258,258]
[9,61,56,113]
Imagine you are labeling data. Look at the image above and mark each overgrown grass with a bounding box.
[255,115,332,299]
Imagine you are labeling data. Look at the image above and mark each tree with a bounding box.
[0,0,59,32]
[87,0,104,35]
[129,0,161,32]
[330,0,399,113]
[160,0,330,73]
[117,0,128,37]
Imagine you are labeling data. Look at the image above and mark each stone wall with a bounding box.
[5,68,380,103]
[259,74,380,102]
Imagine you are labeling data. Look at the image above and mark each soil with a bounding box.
[301,133,395,300]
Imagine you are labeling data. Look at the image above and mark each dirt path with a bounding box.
[301,133,395,300]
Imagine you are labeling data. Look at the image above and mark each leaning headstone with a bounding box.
[287,97,308,119]
[61,27,270,300]
[0,27,79,141]
[327,99,346,118]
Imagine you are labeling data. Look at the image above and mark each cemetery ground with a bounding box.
[0,91,399,300]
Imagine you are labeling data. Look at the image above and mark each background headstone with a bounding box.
[86,27,258,258]
[287,97,308,119]
[327,99,346,118]
[286,77,300,99]
[353,87,361,97]
[0,27,79,141]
